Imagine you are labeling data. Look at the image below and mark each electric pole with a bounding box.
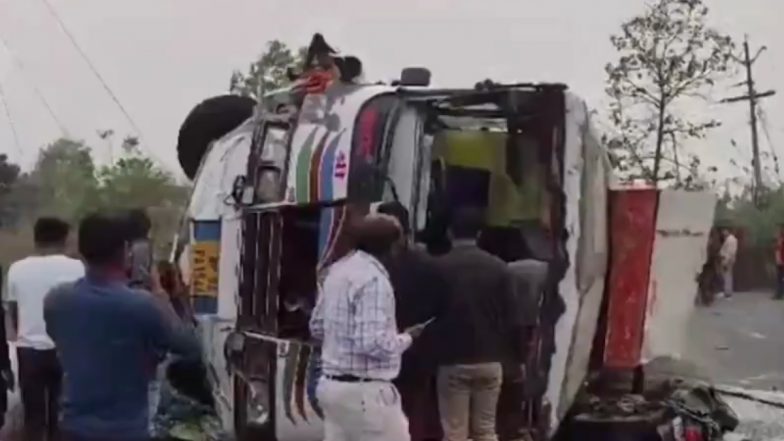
[721,35,775,205]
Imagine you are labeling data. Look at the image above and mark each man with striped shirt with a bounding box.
[310,214,426,441]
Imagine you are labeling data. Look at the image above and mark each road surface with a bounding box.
[685,291,784,391]
[685,291,784,441]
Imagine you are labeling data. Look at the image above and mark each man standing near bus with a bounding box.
[310,214,427,441]
[378,201,450,441]
[6,217,84,441]
[44,213,200,441]
[435,208,520,441]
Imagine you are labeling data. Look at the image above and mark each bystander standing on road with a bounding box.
[44,213,200,441]
[126,208,154,291]
[124,208,165,432]
[719,227,738,299]
[774,225,784,300]
[434,208,520,441]
[310,214,427,441]
[378,201,450,441]
[6,217,84,441]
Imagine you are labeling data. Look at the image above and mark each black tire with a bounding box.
[176,95,257,180]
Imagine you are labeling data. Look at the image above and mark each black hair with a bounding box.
[126,208,151,242]
[353,216,402,259]
[377,201,410,235]
[78,213,128,266]
[451,207,485,240]
[34,217,70,248]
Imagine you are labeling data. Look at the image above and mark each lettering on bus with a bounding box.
[192,241,220,296]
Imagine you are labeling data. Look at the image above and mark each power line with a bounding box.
[757,106,781,182]
[0,30,69,136]
[720,35,776,205]
[0,80,23,156]
[38,0,171,168]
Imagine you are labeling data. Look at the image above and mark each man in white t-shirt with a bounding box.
[6,217,84,441]
[718,227,738,298]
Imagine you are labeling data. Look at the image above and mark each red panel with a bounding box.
[603,189,659,369]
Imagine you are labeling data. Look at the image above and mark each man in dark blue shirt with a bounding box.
[44,213,200,441]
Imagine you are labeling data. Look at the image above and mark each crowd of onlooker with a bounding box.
[1,210,205,441]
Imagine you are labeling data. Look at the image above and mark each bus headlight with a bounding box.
[255,161,281,203]
[247,381,270,425]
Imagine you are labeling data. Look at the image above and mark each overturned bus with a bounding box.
[175,72,715,441]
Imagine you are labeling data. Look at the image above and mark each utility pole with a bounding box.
[721,35,775,205]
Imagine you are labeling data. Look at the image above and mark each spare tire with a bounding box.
[177,95,257,180]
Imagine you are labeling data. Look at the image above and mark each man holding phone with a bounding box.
[378,201,450,441]
[310,214,426,441]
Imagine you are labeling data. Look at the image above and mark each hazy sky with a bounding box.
[1,0,782,183]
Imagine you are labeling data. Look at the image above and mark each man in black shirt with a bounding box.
[377,202,450,441]
[434,208,520,441]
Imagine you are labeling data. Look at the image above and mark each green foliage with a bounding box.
[29,138,101,221]
[229,40,307,97]
[718,186,784,247]
[0,136,189,261]
[604,0,735,185]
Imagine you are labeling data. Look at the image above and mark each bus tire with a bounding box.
[176,94,256,180]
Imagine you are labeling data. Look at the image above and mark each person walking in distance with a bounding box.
[435,208,520,441]
[718,227,738,299]
[310,214,428,441]
[126,208,154,290]
[6,217,85,441]
[774,225,784,300]
[44,213,200,441]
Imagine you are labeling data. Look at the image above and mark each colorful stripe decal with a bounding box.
[294,344,312,421]
[309,133,330,203]
[295,128,319,203]
[306,348,324,419]
[320,130,345,201]
[282,344,300,424]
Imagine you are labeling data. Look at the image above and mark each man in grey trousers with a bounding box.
[434,208,521,441]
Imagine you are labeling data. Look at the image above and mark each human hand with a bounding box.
[404,322,427,339]
[404,318,435,339]
[150,266,167,298]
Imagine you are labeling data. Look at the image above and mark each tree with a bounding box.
[96,156,184,210]
[96,154,188,253]
[229,40,307,98]
[30,138,100,221]
[0,154,21,226]
[604,0,735,185]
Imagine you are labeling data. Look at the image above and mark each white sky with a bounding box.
[0,0,782,184]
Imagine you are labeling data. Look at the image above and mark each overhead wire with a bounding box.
[0,30,69,137]
[0,80,23,156]
[37,0,172,169]
[757,105,781,183]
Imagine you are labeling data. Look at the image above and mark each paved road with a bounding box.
[685,291,784,391]
[684,291,784,441]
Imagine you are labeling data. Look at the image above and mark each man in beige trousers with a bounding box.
[434,208,521,441]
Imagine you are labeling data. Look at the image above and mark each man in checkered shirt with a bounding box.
[310,214,427,441]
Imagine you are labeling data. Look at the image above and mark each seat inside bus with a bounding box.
[426,127,551,262]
